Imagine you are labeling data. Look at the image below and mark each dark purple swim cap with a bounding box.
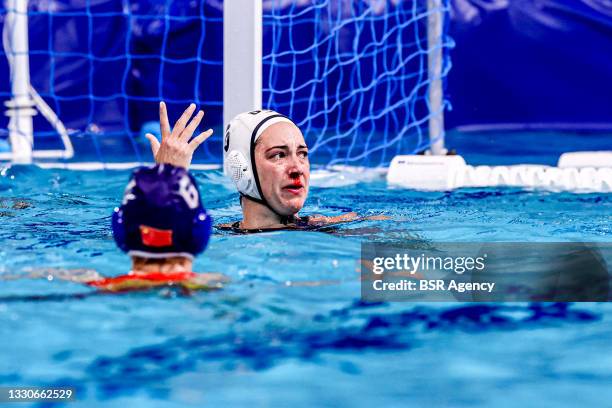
[112,163,212,259]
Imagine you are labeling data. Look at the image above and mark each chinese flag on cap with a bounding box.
[140,225,173,247]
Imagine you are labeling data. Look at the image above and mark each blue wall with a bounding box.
[447,0,612,131]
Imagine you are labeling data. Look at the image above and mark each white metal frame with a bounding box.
[1,0,73,163]
[427,0,446,155]
[223,0,262,130]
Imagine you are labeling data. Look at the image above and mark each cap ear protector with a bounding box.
[111,164,212,260]
[223,110,296,211]
[225,150,253,193]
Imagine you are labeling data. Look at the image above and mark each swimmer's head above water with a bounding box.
[112,163,212,272]
[143,102,366,234]
[224,110,310,229]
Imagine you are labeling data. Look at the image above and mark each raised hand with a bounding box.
[145,102,214,169]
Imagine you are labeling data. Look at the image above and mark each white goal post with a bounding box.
[223,0,262,131]
[427,0,446,156]
[1,0,73,163]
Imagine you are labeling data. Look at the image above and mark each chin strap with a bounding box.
[279,214,296,225]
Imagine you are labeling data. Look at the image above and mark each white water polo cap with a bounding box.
[223,109,295,204]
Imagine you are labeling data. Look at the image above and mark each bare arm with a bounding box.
[307,212,390,226]
[6,268,227,293]
[5,268,102,283]
[181,273,228,291]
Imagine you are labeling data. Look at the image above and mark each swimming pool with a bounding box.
[1,146,611,406]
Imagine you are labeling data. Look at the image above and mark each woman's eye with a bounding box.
[298,151,308,159]
[271,152,285,160]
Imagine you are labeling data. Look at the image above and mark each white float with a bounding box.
[387,152,612,193]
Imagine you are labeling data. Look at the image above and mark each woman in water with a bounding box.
[145,104,385,233]
[5,104,221,293]
[12,162,226,293]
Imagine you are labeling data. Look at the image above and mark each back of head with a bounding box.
[112,163,212,260]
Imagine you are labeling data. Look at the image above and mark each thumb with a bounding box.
[145,133,160,157]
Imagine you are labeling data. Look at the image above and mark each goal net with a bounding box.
[0,0,452,167]
[263,0,452,166]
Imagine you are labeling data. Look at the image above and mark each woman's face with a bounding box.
[254,122,310,216]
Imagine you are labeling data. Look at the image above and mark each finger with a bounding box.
[159,101,171,140]
[172,103,196,138]
[179,110,204,142]
[145,133,160,158]
[189,129,214,152]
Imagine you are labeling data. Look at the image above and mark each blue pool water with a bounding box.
[0,162,611,407]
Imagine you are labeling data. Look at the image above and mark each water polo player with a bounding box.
[87,102,222,291]
[144,103,384,232]
[87,162,226,292]
[221,110,313,230]
[218,110,387,232]
[12,163,226,292]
